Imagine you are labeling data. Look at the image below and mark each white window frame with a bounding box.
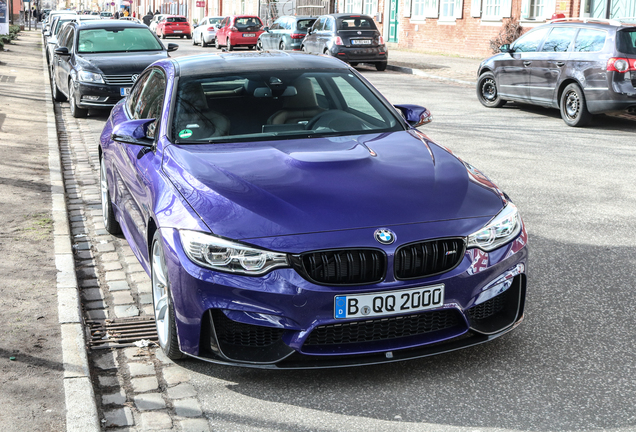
[412,0,428,18]
[363,0,379,15]
[520,0,556,21]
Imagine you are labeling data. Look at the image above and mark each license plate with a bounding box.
[352,39,372,45]
[174,30,183,33]
[334,284,444,319]
[120,87,131,96]
[243,33,256,37]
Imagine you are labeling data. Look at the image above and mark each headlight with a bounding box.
[179,230,289,276]
[77,70,104,83]
[467,203,522,251]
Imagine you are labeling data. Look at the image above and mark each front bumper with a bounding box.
[329,45,388,64]
[74,81,127,109]
[158,220,529,368]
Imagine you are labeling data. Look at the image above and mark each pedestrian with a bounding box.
[142,11,152,26]
[132,11,136,18]
[155,9,160,15]
[123,9,129,17]
[114,10,120,19]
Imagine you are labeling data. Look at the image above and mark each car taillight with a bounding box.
[290,33,304,39]
[207,26,215,31]
[334,36,344,45]
[230,26,238,32]
[378,36,385,44]
[607,57,636,72]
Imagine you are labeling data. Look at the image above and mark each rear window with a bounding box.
[296,19,315,31]
[78,27,163,53]
[167,17,187,22]
[234,17,262,29]
[338,17,376,30]
[617,30,636,55]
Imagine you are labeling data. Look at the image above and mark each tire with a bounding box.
[323,48,329,55]
[69,80,88,118]
[192,33,197,45]
[151,231,185,360]
[227,38,233,51]
[256,40,263,51]
[215,37,221,49]
[201,37,207,47]
[375,61,387,71]
[51,74,66,102]
[560,83,592,127]
[349,62,358,67]
[279,40,285,51]
[161,32,166,39]
[100,156,121,235]
[186,34,191,39]
[476,71,506,108]
[301,45,306,52]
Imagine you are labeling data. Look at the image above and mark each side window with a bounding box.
[270,20,281,30]
[324,18,335,32]
[284,18,293,30]
[513,27,550,53]
[126,71,152,119]
[308,77,329,109]
[64,28,75,51]
[540,27,577,52]
[574,28,607,53]
[223,17,229,27]
[57,26,70,47]
[313,17,325,31]
[331,76,383,121]
[136,70,167,138]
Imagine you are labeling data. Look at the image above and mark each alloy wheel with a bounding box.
[152,240,170,348]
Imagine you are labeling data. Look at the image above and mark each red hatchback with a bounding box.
[156,15,191,39]
[214,15,263,50]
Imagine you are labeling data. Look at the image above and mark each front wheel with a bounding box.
[301,45,306,52]
[151,231,185,360]
[375,61,387,71]
[51,74,66,102]
[69,80,88,118]
[192,34,197,45]
[476,71,506,108]
[227,38,233,51]
[161,32,166,39]
[215,37,221,49]
[279,40,286,51]
[560,83,592,127]
[256,40,263,51]
[201,37,208,47]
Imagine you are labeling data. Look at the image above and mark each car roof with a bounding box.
[172,52,350,78]
[547,18,636,30]
[321,13,375,19]
[164,15,187,18]
[72,20,151,29]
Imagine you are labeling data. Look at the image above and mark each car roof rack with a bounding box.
[549,17,624,26]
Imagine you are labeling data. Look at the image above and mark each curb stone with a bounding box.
[42,36,101,432]
[386,63,475,86]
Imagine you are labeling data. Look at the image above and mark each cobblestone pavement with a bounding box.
[56,102,211,432]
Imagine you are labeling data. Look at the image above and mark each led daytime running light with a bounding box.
[467,203,522,252]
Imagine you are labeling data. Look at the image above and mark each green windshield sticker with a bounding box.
[178,129,193,139]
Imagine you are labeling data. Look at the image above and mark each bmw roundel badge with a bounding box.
[374,228,395,245]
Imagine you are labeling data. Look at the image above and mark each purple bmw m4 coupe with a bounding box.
[99,52,528,368]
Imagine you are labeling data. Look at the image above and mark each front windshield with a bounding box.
[78,27,163,53]
[172,70,402,143]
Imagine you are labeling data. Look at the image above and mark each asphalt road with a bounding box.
[84,39,636,432]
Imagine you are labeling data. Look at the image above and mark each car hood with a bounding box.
[162,131,505,240]
[78,51,168,75]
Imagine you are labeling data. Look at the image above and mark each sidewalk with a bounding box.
[0,30,67,431]
[386,48,484,85]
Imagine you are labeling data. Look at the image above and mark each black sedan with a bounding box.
[301,13,388,71]
[50,20,178,118]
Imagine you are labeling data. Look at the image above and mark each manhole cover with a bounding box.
[88,317,158,350]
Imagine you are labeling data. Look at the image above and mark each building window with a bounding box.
[345,0,378,14]
[529,0,544,18]
[440,0,455,16]
[413,0,440,18]
[483,0,501,17]
[413,0,426,16]
[363,0,378,15]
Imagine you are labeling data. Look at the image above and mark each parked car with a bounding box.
[477,18,636,127]
[99,11,113,19]
[42,10,77,34]
[99,51,528,367]
[118,16,143,24]
[301,13,388,71]
[214,15,263,50]
[192,16,224,47]
[44,14,77,64]
[257,15,316,51]
[148,14,165,33]
[155,15,191,39]
[50,20,178,118]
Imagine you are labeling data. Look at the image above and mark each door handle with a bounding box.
[523,61,532,67]
[555,61,565,67]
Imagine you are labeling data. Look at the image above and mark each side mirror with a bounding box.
[216,23,222,28]
[167,43,179,52]
[54,46,70,56]
[111,119,156,147]
[499,44,514,53]
[263,26,270,32]
[44,31,51,37]
[394,104,433,128]
[307,28,313,35]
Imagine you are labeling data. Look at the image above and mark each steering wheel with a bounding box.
[307,109,370,132]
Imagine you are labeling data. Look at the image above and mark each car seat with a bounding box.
[267,77,326,125]
[175,82,230,138]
